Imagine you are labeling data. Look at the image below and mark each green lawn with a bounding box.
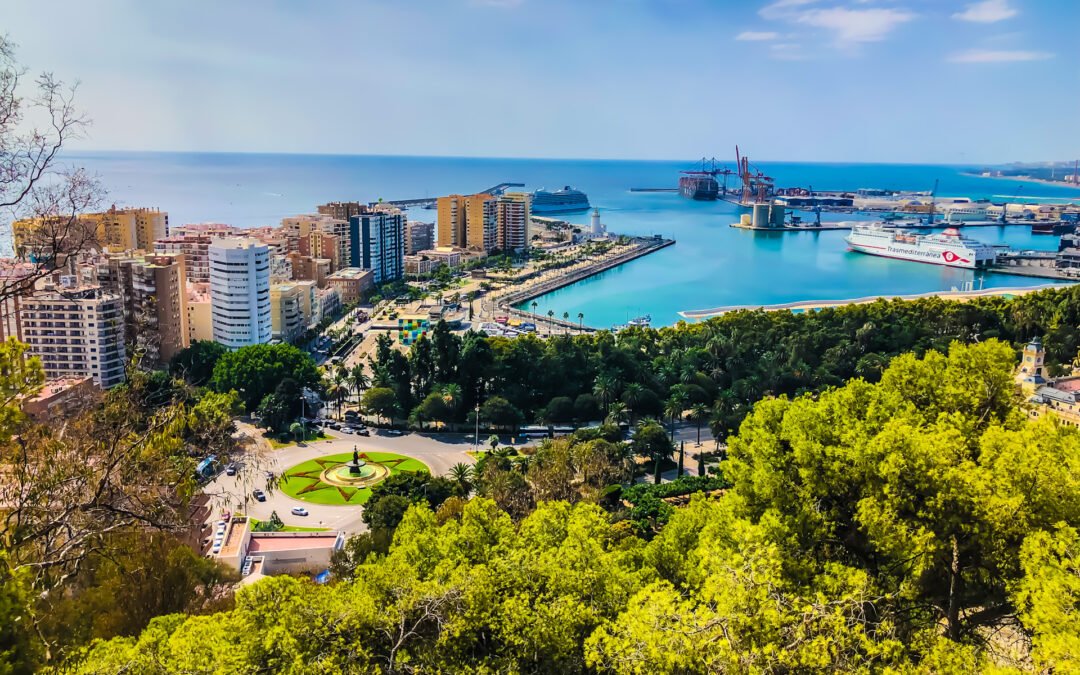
[278,451,428,506]
[265,429,329,449]
[248,518,327,533]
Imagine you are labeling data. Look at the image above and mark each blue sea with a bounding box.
[63,151,1080,327]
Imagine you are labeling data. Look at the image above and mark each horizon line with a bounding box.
[60,148,1050,168]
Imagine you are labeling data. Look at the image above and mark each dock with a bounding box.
[679,284,1071,320]
[629,188,678,193]
[498,236,675,326]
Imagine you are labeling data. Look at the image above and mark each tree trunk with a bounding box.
[653,457,662,485]
[947,535,962,641]
[677,441,685,477]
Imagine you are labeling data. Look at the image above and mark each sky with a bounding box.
[5,0,1078,163]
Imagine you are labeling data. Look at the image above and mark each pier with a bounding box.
[495,236,675,328]
[384,182,525,208]
[679,284,1070,320]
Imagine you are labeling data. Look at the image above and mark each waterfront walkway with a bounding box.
[497,236,675,329]
[679,283,1070,320]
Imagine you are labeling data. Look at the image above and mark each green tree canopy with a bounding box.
[210,343,319,411]
[169,340,227,387]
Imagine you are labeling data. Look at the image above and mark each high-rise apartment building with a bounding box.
[83,206,168,251]
[19,275,127,388]
[269,284,307,344]
[405,221,435,255]
[107,253,189,366]
[209,238,271,348]
[317,201,365,221]
[436,195,465,248]
[282,215,350,268]
[349,206,404,284]
[497,192,531,252]
[154,235,212,283]
[437,194,497,253]
[186,283,214,343]
[13,206,166,259]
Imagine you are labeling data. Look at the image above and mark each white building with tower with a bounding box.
[209,238,272,348]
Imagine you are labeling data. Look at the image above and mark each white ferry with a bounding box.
[845,224,997,269]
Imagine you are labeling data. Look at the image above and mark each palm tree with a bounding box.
[593,374,618,413]
[563,311,570,334]
[605,401,629,427]
[448,463,474,496]
[531,300,538,322]
[663,397,684,442]
[451,462,477,494]
[440,383,463,430]
[622,383,646,423]
[689,403,709,446]
[547,309,555,334]
[577,312,584,331]
[350,363,369,401]
[325,383,346,419]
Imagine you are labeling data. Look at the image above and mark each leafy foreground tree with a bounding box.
[57,340,1080,673]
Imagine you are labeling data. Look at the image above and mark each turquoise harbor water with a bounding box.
[64,152,1080,327]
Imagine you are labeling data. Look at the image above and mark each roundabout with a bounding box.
[279,449,428,506]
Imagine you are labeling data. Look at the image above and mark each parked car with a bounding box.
[325,420,340,430]
[344,410,359,420]
[225,463,237,476]
[340,426,355,434]
[253,489,266,502]
[385,429,404,437]
[291,507,309,517]
[356,428,370,436]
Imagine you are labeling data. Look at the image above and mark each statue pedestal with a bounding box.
[349,460,366,475]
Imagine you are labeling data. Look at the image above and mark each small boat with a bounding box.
[612,315,652,331]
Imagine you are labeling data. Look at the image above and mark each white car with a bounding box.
[291,507,309,517]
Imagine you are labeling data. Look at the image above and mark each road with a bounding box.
[202,429,478,536]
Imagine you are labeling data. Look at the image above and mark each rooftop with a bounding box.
[327,267,372,280]
[247,533,341,553]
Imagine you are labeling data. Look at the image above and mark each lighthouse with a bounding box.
[590,208,605,237]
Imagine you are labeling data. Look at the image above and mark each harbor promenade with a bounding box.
[679,283,1070,320]
[495,236,674,330]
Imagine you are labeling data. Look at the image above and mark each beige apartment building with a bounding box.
[107,253,189,366]
[326,267,374,305]
[437,194,497,252]
[19,274,127,388]
[154,234,212,283]
[186,283,214,343]
[270,284,307,343]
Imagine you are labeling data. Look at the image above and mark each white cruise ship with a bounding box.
[845,224,997,269]
[531,186,590,214]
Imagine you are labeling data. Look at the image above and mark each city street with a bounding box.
[203,429,478,536]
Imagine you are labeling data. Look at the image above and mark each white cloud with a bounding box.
[736,31,780,41]
[953,0,1017,23]
[760,0,820,20]
[796,7,915,44]
[770,43,808,60]
[948,49,1052,63]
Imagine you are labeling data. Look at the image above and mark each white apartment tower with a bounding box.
[209,238,272,348]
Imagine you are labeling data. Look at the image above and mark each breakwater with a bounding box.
[679,284,1069,320]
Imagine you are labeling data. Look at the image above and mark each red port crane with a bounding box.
[735,145,775,205]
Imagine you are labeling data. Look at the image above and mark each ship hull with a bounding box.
[680,186,719,200]
[531,203,591,214]
[846,240,983,269]
[678,177,719,201]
